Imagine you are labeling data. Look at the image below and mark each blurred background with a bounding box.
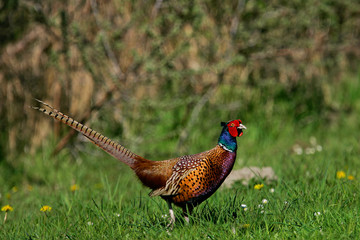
[1,0,359,188]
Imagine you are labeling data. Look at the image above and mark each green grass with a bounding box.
[1,77,360,239]
[1,124,359,239]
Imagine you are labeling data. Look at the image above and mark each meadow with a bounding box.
[1,76,359,239]
[1,0,360,239]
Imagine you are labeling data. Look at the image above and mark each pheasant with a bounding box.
[32,99,246,226]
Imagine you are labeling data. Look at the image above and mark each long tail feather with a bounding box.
[32,99,142,167]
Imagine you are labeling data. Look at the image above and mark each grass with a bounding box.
[1,77,360,238]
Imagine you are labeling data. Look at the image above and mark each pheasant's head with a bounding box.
[221,120,247,137]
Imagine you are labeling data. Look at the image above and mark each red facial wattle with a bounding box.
[228,126,238,137]
[227,120,244,137]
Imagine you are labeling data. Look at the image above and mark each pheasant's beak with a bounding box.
[237,124,247,137]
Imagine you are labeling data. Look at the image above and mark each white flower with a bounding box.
[115,213,121,217]
[269,188,275,193]
[314,212,321,217]
[284,201,289,205]
[162,214,168,218]
[305,147,316,155]
[316,145,323,152]
[293,144,303,155]
[87,221,94,226]
[241,204,248,211]
[262,199,268,204]
[258,204,264,209]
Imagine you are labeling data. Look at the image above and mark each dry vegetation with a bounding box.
[1,0,359,160]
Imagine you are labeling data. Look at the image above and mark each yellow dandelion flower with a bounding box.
[347,175,354,180]
[11,186,18,193]
[254,183,264,190]
[336,171,346,179]
[6,193,11,199]
[2,205,13,223]
[26,185,33,191]
[242,223,250,228]
[40,205,52,212]
[70,184,79,192]
[1,205,14,212]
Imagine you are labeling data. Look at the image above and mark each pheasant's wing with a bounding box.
[149,153,206,197]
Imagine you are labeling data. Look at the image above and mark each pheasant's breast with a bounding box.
[171,146,236,206]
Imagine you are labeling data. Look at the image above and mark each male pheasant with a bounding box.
[32,100,246,226]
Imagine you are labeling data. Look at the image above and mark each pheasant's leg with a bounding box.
[166,201,175,229]
[183,206,193,225]
[184,215,190,224]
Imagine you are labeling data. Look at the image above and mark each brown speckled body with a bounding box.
[148,145,236,210]
[132,145,236,212]
[173,146,236,207]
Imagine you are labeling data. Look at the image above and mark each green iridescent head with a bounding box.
[218,119,246,152]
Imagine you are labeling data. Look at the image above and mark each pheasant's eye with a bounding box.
[231,123,235,127]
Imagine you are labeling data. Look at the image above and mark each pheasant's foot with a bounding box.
[166,202,176,230]
[184,215,189,225]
